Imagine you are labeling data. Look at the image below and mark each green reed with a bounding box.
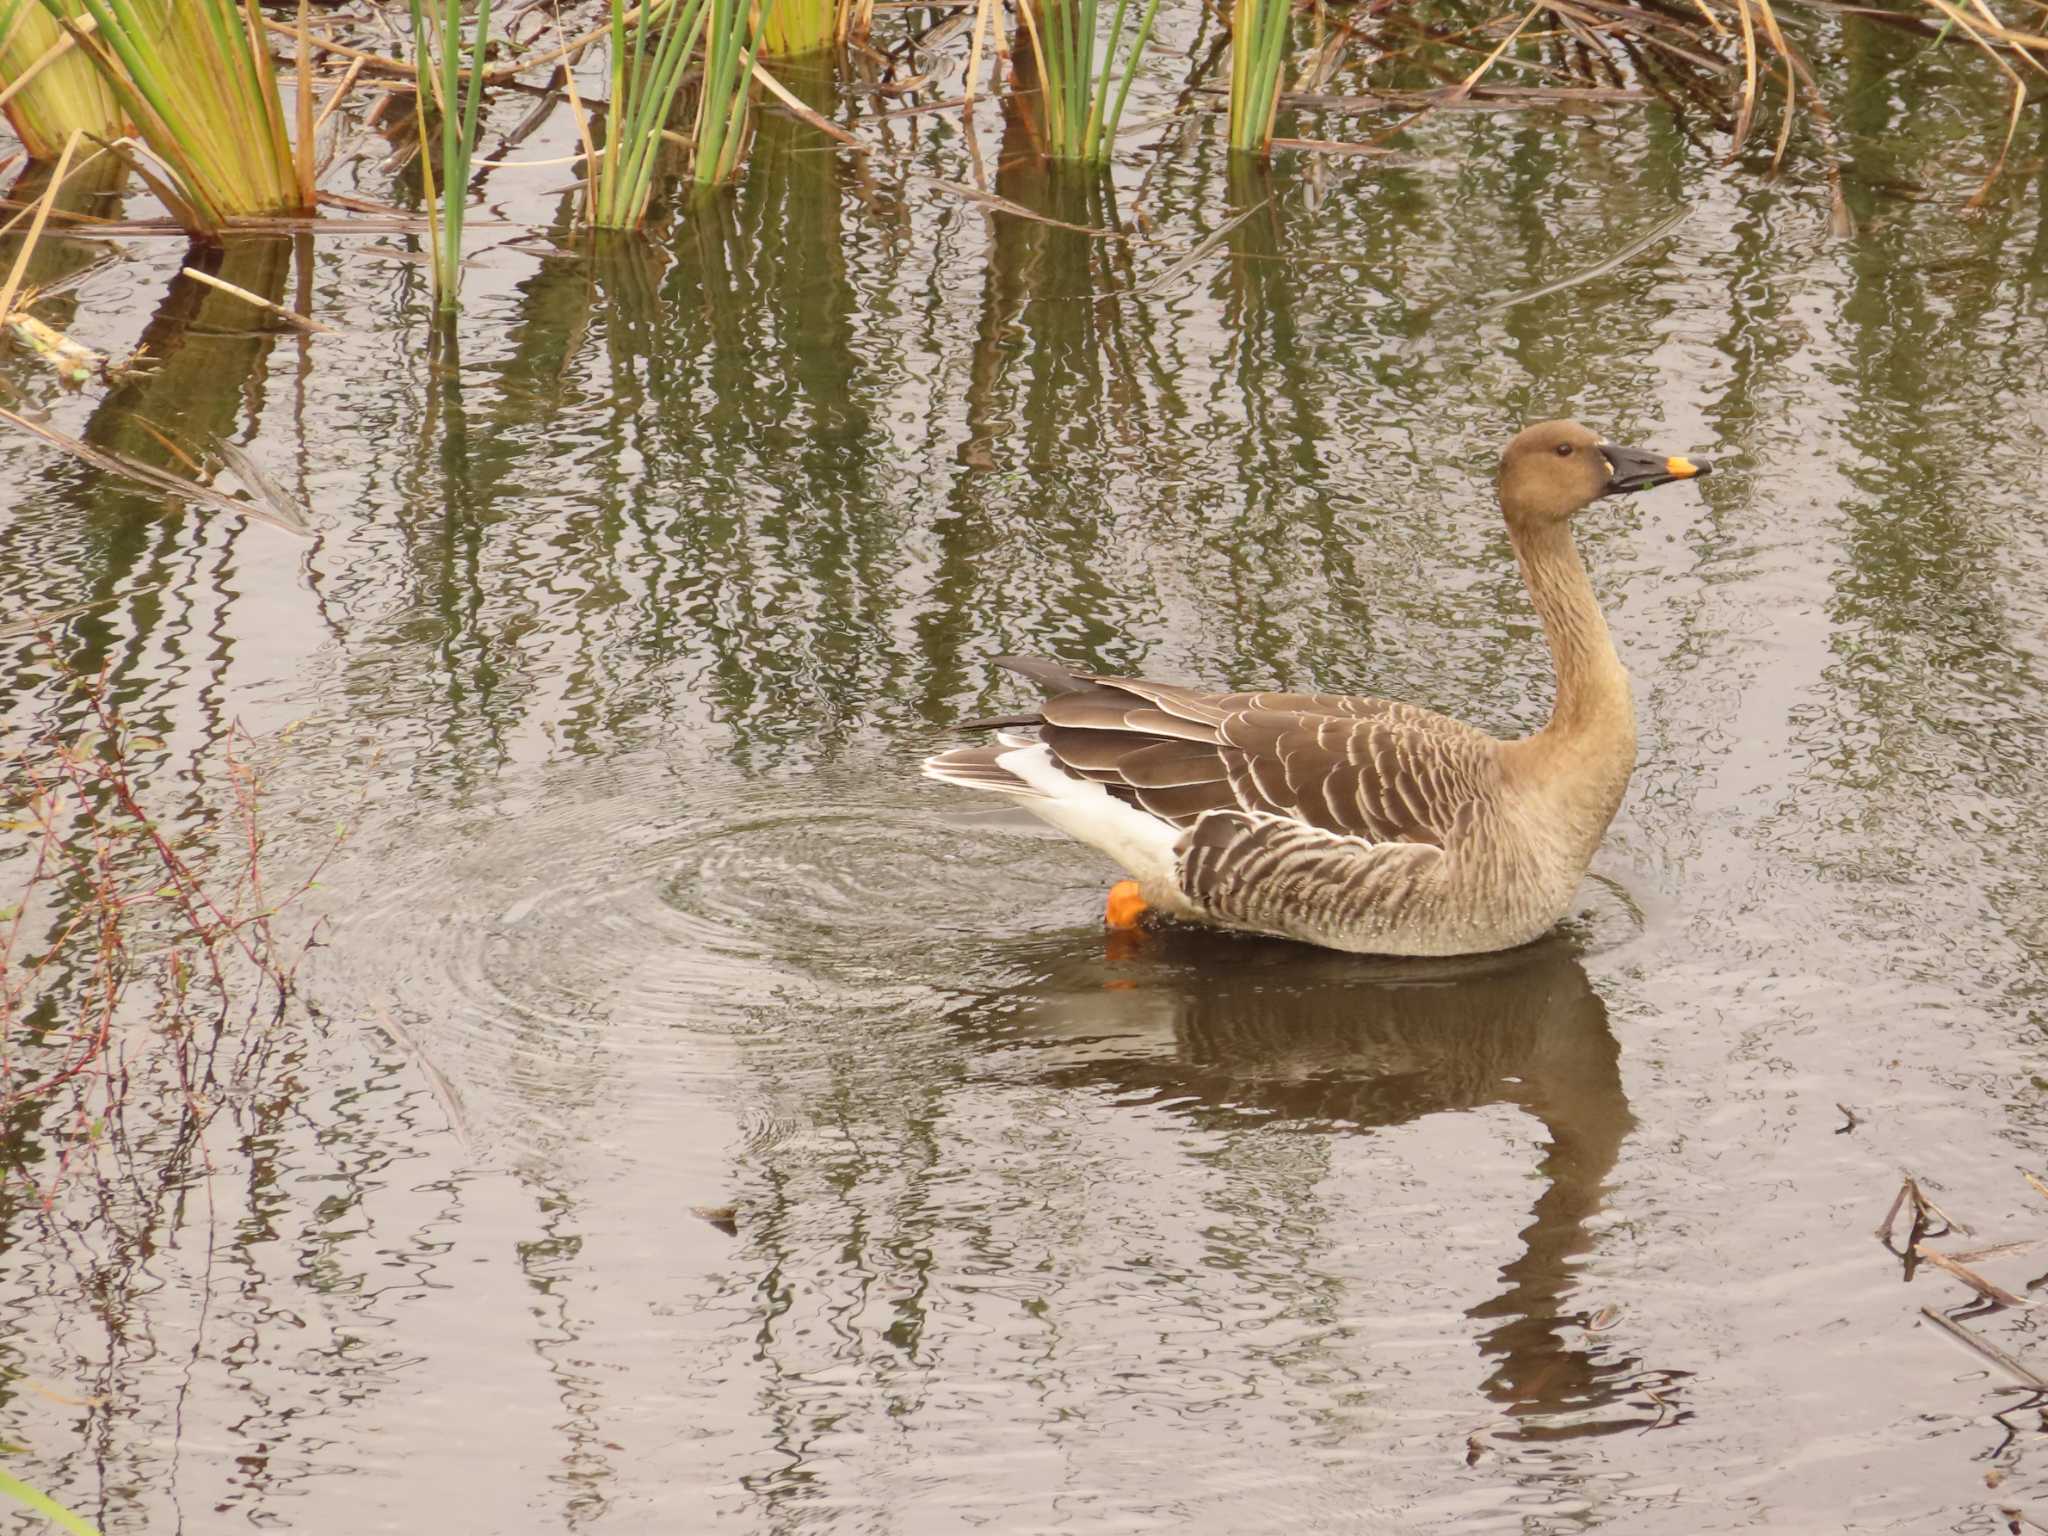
[758,0,833,58]
[1018,0,1161,166]
[0,0,122,158]
[58,0,303,232]
[593,0,710,227]
[409,0,492,311]
[691,0,772,188]
[1227,0,1290,157]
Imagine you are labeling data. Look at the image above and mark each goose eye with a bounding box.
[1554,443,1574,457]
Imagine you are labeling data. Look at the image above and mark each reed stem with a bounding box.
[0,0,122,158]
[409,0,493,310]
[1019,0,1160,166]
[1227,0,1290,158]
[691,0,772,187]
[593,0,711,227]
[59,0,303,232]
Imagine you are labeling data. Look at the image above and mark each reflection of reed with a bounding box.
[1816,56,2029,836]
[921,115,1167,701]
[0,152,127,305]
[987,934,1669,1432]
[87,240,294,463]
[578,65,908,760]
[0,243,294,755]
[1208,162,1347,686]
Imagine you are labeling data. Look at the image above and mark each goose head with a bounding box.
[1498,419,1708,531]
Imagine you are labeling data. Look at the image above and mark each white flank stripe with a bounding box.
[996,743,1181,892]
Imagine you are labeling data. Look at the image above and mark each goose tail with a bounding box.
[921,730,1052,800]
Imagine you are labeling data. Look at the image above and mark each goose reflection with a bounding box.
[976,928,1678,1435]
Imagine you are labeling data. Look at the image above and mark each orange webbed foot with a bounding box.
[1105,879,1149,931]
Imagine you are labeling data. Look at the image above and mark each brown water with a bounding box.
[5,15,2048,1534]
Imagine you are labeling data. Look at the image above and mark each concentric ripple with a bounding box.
[302,748,1100,1168]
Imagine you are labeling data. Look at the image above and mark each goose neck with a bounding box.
[1512,518,1630,745]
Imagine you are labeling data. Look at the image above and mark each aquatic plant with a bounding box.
[591,0,707,227]
[58,0,305,233]
[1016,0,1162,166]
[759,0,833,58]
[410,0,493,311]
[692,0,772,188]
[0,0,121,159]
[1226,0,1290,157]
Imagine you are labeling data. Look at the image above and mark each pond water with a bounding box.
[4,12,2048,1534]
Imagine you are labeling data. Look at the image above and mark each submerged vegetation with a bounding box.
[0,658,331,1187]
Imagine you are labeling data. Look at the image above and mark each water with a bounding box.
[4,14,2048,1532]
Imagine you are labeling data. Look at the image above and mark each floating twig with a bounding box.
[1268,136,1403,156]
[0,405,311,535]
[370,1001,472,1150]
[754,62,867,149]
[1947,1240,2047,1266]
[0,586,164,640]
[905,173,1123,237]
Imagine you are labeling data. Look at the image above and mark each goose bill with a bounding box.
[1600,444,1710,495]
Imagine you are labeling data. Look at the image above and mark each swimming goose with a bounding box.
[923,421,1709,956]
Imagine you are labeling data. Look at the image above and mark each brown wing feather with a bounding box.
[1178,812,1445,941]
[1115,739,1230,789]
[989,657,1496,841]
[1135,780,1241,821]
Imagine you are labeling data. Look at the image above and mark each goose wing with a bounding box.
[1002,656,1500,847]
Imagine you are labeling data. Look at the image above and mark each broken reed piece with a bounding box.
[7,313,104,385]
[178,267,337,334]
[1915,1243,2037,1310]
[1920,1306,2048,1392]
[1877,1174,1971,1247]
[1944,1239,2047,1265]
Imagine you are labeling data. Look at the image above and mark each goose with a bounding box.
[922,421,1709,956]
